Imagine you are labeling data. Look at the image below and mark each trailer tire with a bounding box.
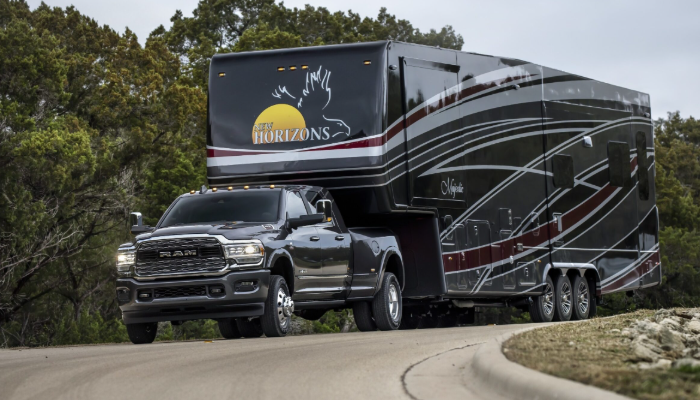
[236,318,264,338]
[571,275,591,320]
[372,272,402,331]
[529,275,555,323]
[217,318,242,339]
[399,310,420,330]
[353,301,376,332]
[126,322,158,344]
[553,274,573,322]
[260,275,292,337]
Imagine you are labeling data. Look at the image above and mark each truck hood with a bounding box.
[134,222,282,243]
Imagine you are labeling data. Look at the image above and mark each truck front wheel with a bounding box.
[372,272,402,331]
[260,275,293,337]
[126,322,157,344]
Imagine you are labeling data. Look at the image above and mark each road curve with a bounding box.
[0,323,543,400]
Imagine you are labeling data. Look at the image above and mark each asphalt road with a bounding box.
[0,323,543,400]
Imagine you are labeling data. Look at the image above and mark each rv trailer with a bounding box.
[116,41,659,343]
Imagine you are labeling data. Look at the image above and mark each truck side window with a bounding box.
[608,141,630,188]
[552,154,574,188]
[635,132,650,200]
[286,191,308,219]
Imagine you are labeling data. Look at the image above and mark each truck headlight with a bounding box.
[223,240,264,266]
[116,246,136,276]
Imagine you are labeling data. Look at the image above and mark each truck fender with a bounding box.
[266,249,295,294]
[374,247,405,295]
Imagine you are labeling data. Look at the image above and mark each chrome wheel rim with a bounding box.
[560,281,572,315]
[577,281,589,315]
[542,283,554,316]
[277,287,293,329]
[388,284,400,322]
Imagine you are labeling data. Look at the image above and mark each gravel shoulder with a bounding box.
[504,309,700,400]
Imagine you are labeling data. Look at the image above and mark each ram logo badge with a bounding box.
[159,249,197,258]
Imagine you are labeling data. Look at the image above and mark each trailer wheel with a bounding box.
[260,275,293,337]
[352,301,376,332]
[217,318,242,339]
[236,317,264,338]
[570,275,590,320]
[399,310,420,330]
[553,274,573,322]
[126,322,158,344]
[529,275,555,323]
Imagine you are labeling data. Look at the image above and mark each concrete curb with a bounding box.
[471,326,633,400]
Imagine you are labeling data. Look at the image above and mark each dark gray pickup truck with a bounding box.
[116,185,404,344]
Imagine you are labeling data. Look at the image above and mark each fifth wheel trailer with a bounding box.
[117,40,660,340]
[206,41,660,322]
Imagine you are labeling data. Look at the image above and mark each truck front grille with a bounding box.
[135,238,226,277]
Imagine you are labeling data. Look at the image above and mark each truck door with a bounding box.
[304,190,351,300]
[400,57,463,208]
[285,191,324,301]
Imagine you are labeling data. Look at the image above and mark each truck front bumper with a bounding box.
[116,270,270,325]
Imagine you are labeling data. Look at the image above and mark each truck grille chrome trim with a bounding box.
[135,238,226,278]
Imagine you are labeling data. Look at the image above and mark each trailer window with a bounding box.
[636,132,650,200]
[552,154,574,188]
[608,141,630,188]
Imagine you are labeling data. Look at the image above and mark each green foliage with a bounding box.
[0,0,461,347]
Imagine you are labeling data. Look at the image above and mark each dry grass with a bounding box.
[504,310,700,400]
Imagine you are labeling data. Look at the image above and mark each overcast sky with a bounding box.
[27,0,700,118]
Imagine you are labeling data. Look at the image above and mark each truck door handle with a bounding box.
[310,236,320,241]
[335,235,344,241]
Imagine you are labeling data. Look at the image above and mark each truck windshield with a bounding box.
[159,191,280,227]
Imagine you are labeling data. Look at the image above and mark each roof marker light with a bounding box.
[277,67,285,71]
[363,60,371,65]
[227,186,233,191]
[218,72,226,77]
[212,187,218,192]
[190,190,195,194]
[270,185,275,189]
[289,66,297,71]
[301,65,308,70]
[244,185,249,190]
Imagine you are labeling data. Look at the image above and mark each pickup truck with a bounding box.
[116,185,404,344]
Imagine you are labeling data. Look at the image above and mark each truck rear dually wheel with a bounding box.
[353,301,376,331]
[372,272,402,331]
[126,322,157,344]
[260,275,293,337]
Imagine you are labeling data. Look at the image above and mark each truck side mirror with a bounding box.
[315,199,333,222]
[130,212,153,235]
[285,214,324,230]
